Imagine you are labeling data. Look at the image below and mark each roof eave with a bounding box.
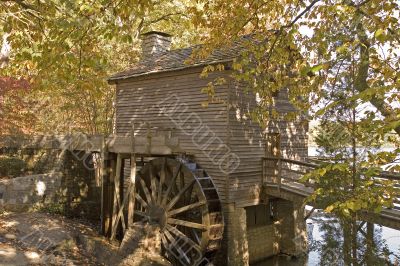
[107,58,234,85]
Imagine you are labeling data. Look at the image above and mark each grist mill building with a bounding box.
[106,31,309,265]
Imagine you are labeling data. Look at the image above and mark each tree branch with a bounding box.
[355,17,400,136]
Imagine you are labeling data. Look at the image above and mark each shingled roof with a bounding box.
[108,36,250,82]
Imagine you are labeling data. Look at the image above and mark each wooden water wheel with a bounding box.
[133,157,224,265]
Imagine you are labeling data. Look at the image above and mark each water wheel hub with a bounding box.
[147,205,167,229]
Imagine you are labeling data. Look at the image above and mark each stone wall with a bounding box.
[61,151,100,220]
[225,204,249,266]
[0,148,62,175]
[0,173,62,212]
[223,200,307,265]
[274,198,308,256]
[247,224,279,264]
[0,150,101,221]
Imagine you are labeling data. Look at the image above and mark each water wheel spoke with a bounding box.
[168,201,206,217]
[134,193,148,208]
[158,158,166,204]
[161,234,169,250]
[166,179,196,211]
[191,228,201,245]
[150,164,158,203]
[180,170,185,191]
[164,227,191,264]
[166,225,202,251]
[150,177,157,203]
[162,163,182,207]
[163,228,175,244]
[167,218,207,230]
[135,210,149,219]
[139,178,153,204]
[185,183,194,205]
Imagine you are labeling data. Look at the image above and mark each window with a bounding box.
[246,203,274,227]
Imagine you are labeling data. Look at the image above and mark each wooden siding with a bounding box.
[227,82,308,206]
[115,67,230,202]
[227,81,264,205]
[114,67,308,205]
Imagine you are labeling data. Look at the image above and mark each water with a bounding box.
[253,211,400,265]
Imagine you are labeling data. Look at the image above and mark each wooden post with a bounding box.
[128,122,136,227]
[111,153,123,240]
[128,154,136,227]
[365,222,375,265]
[100,136,108,235]
[278,158,282,192]
[104,153,116,237]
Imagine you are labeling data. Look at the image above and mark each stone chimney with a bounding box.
[141,31,172,56]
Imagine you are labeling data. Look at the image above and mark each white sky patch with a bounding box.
[298,25,313,38]
[1,34,10,57]
[255,92,261,104]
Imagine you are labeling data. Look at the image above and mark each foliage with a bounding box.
[35,202,66,216]
[0,0,200,135]
[190,0,400,135]
[1,0,399,222]
[0,155,27,178]
[302,46,399,217]
[189,0,400,217]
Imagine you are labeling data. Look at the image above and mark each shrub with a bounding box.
[0,156,27,178]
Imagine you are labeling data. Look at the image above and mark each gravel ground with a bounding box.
[0,212,101,265]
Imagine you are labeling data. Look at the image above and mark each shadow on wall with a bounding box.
[0,149,101,222]
[60,150,100,221]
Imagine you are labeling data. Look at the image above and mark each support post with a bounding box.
[103,153,116,237]
[278,158,282,192]
[111,153,124,240]
[128,122,136,227]
[100,136,108,235]
[128,154,136,227]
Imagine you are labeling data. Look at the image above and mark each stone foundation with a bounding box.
[274,199,308,256]
[247,224,279,264]
[223,200,307,265]
[226,204,249,266]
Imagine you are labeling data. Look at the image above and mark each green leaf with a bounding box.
[325,205,335,213]
[310,64,324,73]
[374,29,386,42]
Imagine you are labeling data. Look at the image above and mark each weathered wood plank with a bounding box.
[111,154,123,240]
[128,154,136,227]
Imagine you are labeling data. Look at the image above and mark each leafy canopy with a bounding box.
[0,0,199,134]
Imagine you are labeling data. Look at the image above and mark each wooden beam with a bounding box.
[0,134,183,155]
[304,207,315,221]
[106,135,182,154]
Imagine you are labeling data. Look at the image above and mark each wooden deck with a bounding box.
[262,156,400,230]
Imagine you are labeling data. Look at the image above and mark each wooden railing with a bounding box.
[262,156,400,205]
[262,156,318,191]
